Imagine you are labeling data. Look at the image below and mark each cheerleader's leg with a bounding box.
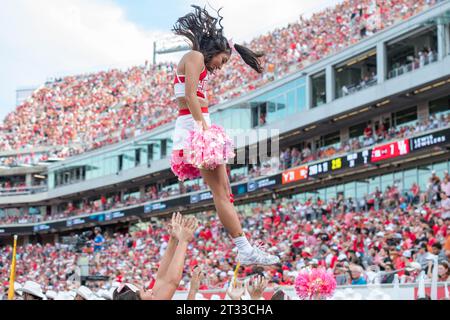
[200,164,242,238]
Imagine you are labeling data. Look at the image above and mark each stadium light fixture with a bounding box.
[414,85,432,94]
[282,130,302,139]
[376,100,390,107]
[357,55,368,62]
[432,80,446,88]
[359,107,370,113]
[304,125,317,132]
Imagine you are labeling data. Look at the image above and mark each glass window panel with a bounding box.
[418,169,430,191]
[305,191,317,201]
[123,150,136,170]
[368,176,380,194]
[322,131,340,148]
[403,169,417,192]
[432,162,447,176]
[325,186,336,201]
[393,171,404,193]
[393,106,417,127]
[344,182,356,199]
[381,173,394,190]
[286,90,296,115]
[266,101,277,123]
[356,182,369,200]
[429,95,450,117]
[318,188,326,202]
[297,86,306,111]
[276,95,287,119]
[349,123,366,139]
[153,142,161,161]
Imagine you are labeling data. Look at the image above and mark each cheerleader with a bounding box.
[170,5,279,266]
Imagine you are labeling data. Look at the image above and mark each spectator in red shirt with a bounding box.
[364,121,373,138]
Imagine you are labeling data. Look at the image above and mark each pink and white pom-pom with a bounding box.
[294,267,337,300]
[184,122,235,171]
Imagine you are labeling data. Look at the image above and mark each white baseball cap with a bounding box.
[14,282,23,296]
[406,262,422,272]
[19,281,46,300]
[76,286,94,300]
[55,292,74,300]
[338,254,348,261]
[46,290,58,300]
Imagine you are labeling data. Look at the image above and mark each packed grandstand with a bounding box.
[1,0,450,300]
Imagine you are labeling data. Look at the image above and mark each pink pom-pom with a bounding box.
[170,150,201,182]
[294,268,337,300]
[183,123,235,171]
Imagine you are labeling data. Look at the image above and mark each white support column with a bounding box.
[51,204,58,215]
[376,42,386,83]
[437,23,447,61]
[139,185,146,200]
[417,101,429,122]
[341,127,350,144]
[447,24,450,58]
[25,173,32,187]
[305,75,312,110]
[326,65,335,103]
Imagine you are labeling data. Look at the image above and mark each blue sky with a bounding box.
[0,0,341,124]
[111,0,185,31]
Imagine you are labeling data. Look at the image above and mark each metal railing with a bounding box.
[388,54,438,79]
[0,185,48,197]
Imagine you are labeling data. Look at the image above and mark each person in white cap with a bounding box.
[46,290,57,300]
[113,213,198,300]
[19,281,46,300]
[55,292,74,300]
[14,282,23,299]
[75,285,94,300]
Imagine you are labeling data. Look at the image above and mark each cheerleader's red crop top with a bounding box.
[174,66,208,99]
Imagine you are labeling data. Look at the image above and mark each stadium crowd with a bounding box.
[1,169,449,299]
[1,112,449,224]
[278,113,450,170]
[1,110,449,202]
[0,0,440,162]
[0,0,448,300]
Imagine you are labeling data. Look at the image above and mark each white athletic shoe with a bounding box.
[237,243,280,266]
